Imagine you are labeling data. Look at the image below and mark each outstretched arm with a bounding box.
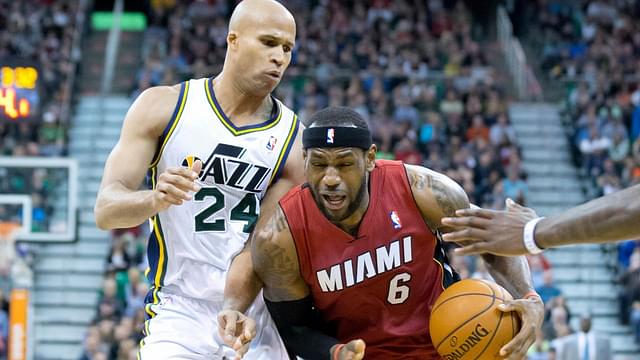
[441,183,640,256]
[406,165,543,360]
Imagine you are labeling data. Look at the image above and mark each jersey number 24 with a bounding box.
[193,187,258,233]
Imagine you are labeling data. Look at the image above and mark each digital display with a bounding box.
[0,63,40,121]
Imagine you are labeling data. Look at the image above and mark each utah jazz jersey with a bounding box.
[146,77,299,300]
[279,160,458,359]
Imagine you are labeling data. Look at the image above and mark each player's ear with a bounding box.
[227,32,238,49]
[365,144,376,172]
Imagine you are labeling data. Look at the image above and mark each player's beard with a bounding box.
[316,175,368,224]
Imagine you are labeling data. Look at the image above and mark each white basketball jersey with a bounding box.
[146,77,299,300]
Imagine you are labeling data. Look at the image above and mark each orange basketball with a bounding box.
[429,279,521,360]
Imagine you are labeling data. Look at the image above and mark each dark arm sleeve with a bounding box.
[265,296,339,360]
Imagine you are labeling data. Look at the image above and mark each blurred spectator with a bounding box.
[489,113,517,147]
[556,314,612,360]
[619,249,640,326]
[536,270,562,304]
[502,166,529,205]
[106,237,131,273]
[580,126,611,177]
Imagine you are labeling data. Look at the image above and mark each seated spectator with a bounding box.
[536,270,562,304]
[106,237,131,273]
[580,126,611,176]
[596,158,623,195]
[466,114,489,142]
[620,249,640,325]
[489,113,517,147]
[502,166,529,205]
[608,131,630,166]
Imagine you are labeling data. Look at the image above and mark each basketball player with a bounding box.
[94,1,303,358]
[220,107,544,360]
[441,184,640,256]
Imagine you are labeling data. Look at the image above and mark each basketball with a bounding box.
[429,279,521,360]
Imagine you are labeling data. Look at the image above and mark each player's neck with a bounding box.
[334,192,370,237]
[212,75,273,125]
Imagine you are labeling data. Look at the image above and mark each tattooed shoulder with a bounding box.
[430,175,468,218]
[407,165,469,221]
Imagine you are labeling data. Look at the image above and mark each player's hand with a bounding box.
[440,199,539,256]
[152,160,202,212]
[331,339,366,360]
[497,296,544,360]
[218,309,256,360]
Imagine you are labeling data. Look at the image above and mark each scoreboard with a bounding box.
[0,62,40,121]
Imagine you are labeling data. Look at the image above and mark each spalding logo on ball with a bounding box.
[430,279,521,360]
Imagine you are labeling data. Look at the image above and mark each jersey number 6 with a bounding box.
[387,272,411,304]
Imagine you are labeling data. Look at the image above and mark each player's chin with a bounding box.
[320,202,350,222]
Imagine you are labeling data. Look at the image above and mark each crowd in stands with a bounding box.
[79,0,539,358]
[528,0,640,347]
[0,0,80,232]
[80,228,148,360]
[0,1,80,358]
[0,0,78,156]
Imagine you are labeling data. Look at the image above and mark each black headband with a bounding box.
[302,126,372,149]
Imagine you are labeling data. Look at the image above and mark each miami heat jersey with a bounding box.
[147,77,299,300]
[279,160,458,359]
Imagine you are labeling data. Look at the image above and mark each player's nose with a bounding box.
[322,167,341,187]
[270,48,285,67]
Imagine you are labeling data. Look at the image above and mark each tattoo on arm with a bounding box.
[409,169,469,229]
[409,171,431,190]
[430,176,467,218]
[252,207,303,300]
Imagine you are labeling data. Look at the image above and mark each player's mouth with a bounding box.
[266,71,281,80]
[322,194,347,210]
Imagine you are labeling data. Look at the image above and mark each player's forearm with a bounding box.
[482,255,534,298]
[95,183,158,229]
[223,250,263,313]
[265,297,339,360]
[536,184,640,248]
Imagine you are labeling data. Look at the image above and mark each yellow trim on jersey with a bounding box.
[432,258,447,291]
[152,214,166,288]
[149,81,190,168]
[269,114,298,185]
[204,79,283,136]
[148,167,167,288]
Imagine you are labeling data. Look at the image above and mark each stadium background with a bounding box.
[0,0,639,359]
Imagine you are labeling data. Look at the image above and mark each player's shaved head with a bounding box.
[228,0,295,36]
[221,0,296,96]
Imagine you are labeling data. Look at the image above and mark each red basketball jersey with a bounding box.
[279,160,458,359]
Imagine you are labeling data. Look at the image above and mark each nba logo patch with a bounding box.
[266,136,277,151]
[327,128,335,144]
[390,211,402,229]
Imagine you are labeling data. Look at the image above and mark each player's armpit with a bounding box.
[251,205,309,301]
[404,164,470,232]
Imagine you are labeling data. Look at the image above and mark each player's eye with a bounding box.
[283,45,291,52]
[262,39,277,47]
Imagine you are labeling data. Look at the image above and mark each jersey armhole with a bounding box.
[149,81,190,168]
